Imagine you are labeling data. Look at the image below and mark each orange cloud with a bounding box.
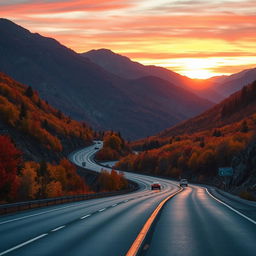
[0,0,255,78]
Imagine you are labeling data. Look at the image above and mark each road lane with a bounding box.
[1,141,255,256]
[144,186,256,256]
[0,142,179,256]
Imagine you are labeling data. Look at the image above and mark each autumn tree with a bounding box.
[0,136,21,202]
[19,162,40,200]
[37,160,50,198]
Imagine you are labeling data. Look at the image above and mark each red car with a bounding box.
[151,182,161,190]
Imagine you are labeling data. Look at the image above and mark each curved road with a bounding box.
[0,142,255,256]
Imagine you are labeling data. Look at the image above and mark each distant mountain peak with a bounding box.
[0,19,215,139]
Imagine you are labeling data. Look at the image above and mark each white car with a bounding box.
[179,179,188,187]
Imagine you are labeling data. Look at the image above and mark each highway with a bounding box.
[0,142,255,256]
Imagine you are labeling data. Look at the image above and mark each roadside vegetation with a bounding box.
[116,124,253,181]
[116,81,256,200]
[95,131,131,161]
[97,169,128,191]
[0,74,129,204]
[0,135,129,204]
[0,135,89,203]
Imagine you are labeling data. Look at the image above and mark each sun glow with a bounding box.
[177,59,217,79]
[182,70,214,79]
[139,58,223,79]
[137,56,256,79]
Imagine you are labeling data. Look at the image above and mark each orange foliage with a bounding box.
[47,159,89,196]
[0,73,93,152]
[98,169,128,191]
[19,162,40,200]
[116,121,254,182]
[96,132,130,161]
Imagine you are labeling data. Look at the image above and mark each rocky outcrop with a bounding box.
[231,141,256,199]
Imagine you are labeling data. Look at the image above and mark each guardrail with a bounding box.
[0,182,139,215]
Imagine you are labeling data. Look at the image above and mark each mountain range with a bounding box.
[83,49,256,103]
[0,18,213,139]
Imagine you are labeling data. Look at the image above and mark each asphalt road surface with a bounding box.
[0,142,255,256]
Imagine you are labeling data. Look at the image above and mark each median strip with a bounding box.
[126,187,183,256]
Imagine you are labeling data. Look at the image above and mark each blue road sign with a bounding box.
[218,167,233,176]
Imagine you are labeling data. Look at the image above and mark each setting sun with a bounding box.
[176,58,218,79]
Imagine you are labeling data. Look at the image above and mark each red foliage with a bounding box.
[0,136,22,202]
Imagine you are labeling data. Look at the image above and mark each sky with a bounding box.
[0,0,256,79]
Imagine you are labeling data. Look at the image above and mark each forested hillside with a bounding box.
[0,72,93,161]
[0,73,130,203]
[116,80,256,199]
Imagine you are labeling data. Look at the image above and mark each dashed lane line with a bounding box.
[51,225,65,232]
[0,234,48,256]
[81,214,91,219]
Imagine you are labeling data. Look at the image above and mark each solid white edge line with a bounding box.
[205,188,256,225]
[51,225,65,232]
[81,214,91,219]
[99,208,106,212]
[0,234,48,256]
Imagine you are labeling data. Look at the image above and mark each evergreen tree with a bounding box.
[241,120,248,133]
[25,86,34,98]
[19,103,27,120]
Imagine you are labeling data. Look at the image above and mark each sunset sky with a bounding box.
[1,0,255,78]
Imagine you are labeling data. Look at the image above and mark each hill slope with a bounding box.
[0,19,213,139]
[214,68,256,97]
[0,72,93,162]
[159,80,256,137]
[116,80,256,198]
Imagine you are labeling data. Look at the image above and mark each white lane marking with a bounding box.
[123,200,129,202]
[81,214,91,219]
[0,201,88,225]
[112,204,117,207]
[98,208,106,212]
[0,234,48,256]
[51,225,65,232]
[206,189,256,225]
